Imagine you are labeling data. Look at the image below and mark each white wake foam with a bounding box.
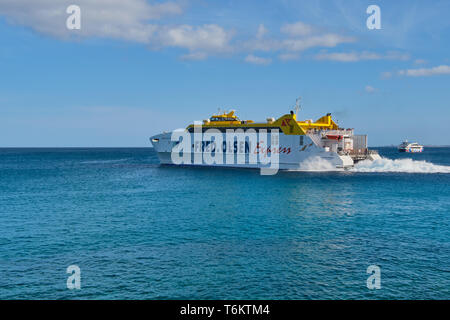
[352,158,450,173]
[296,156,340,171]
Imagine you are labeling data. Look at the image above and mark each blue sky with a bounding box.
[0,0,449,146]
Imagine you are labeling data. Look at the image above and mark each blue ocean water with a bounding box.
[0,147,449,299]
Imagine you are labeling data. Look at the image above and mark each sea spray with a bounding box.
[296,156,340,171]
[352,157,450,173]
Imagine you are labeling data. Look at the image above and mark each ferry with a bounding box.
[398,141,424,153]
[150,108,381,170]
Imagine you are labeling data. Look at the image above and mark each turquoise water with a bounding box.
[0,147,449,299]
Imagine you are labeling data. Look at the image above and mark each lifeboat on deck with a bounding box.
[326,134,343,140]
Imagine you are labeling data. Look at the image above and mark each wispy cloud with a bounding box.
[157,24,233,53]
[315,51,379,62]
[0,2,355,62]
[245,54,272,65]
[280,21,314,37]
[278,53,300,61]
[0,0,183,42]
[381,71,393,79]
[256,24,268,39]
[180,52,208,61]
[0,0,235,58]
[398,65,450,77]
[314,51,410,62]
[365,85,377,93]
[244,21,355,60]
[0,0,239,58]
[414,59,427,65]
[0,1,419,67]
[281,34,355,52]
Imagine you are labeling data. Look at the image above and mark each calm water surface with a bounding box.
[0,147,449,299]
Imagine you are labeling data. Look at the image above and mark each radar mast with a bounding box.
[295,97,301,116]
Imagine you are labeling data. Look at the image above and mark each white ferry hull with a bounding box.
[399,147,423,153]
[151,131,355,170]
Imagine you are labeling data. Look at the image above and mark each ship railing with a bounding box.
[321,129,354,137]
[348,148,371,155]
[306,129,353,138]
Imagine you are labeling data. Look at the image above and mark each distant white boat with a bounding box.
[398,140,423,153]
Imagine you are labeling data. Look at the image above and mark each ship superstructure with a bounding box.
[398,141,424,153]
[150,109,381,170]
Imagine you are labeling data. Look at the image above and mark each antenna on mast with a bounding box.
[295,97,301,115]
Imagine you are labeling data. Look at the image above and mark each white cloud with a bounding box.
[0,0,183,43]
[282,34,355,52]
[256,24,268,39]
[398,65,450,77]
[314,51,409,62]
[242,38,280,52]
[384,51,410,61]
[365,85,377,93]
[0,0,237,58]
[243,20,355,55]
[245,54,272,65]
[414,59,427,65]
[180,52,208,61]
[244,33,354,54]
[381,71,393,79]
[278,53,300,61]
[315,51,377,62]
[281,21,314,36]
[0,4,359,62]
[158,24,233,52]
